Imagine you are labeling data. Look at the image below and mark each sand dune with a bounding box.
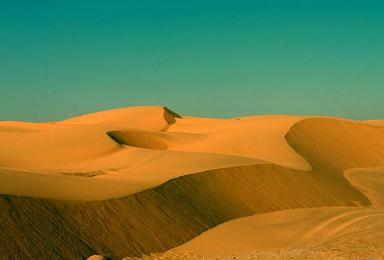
[59,105,180,127]
[106,129,202,150]
[0,164,371,259]
[0,151,260,200]
[0,106,312,200]
[167,207,384,258]
[286,118,384,172]
[0,106,176,170]
[148,161,384,259]
[364,120,384,126]
[0,121,52,131]
[167,115,311,170]
[108,130,170,149]
[345,167,384,208]
[146,226,384,259]
[0,106,383,259]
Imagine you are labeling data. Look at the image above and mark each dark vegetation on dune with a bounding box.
[1,118,384,259]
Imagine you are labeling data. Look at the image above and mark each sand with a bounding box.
[152,163,384,259]
[0,106,309,200]
[159,207,384,259]
[0,105,383,259]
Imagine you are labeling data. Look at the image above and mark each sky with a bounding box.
[0,0,383,121]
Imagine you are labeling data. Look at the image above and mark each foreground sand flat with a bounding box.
[0,106,383,259]
[173,207,384,255]
[142,167,384,259]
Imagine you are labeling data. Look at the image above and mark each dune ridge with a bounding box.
[0,163,371,259]
[285,118,384,172]
[146,117,384,259]
[154,165,384,259]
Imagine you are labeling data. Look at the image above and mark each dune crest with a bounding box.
[0,163,371,259]
[59,106,176,128]
[286,118,384,172]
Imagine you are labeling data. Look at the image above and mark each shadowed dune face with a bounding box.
[345,167,384,208]
[106,130,204,151]
[0,164,370,259]
[163,106,182,124]
[286,118,384,172]
[107,130,169,150]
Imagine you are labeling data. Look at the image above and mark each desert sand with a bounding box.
[0,106,383,259]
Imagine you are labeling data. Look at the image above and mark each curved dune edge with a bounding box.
[0,163,370,259]
[285,117,384,173]
[344,167,384,208]
[153,207,384,259]
[139,164,384,259]
[167,114,311,171]
[107,130,169,149]
[154,166,384,259]
[106,130,202,150]
[0,151,262,200]
[143,226,384,259]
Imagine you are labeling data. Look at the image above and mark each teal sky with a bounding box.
[1,1,383,121]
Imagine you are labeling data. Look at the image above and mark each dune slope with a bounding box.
[165,207,384,258]
[286,118,384,172]
[344,167,384,208]
[0,163,370,259]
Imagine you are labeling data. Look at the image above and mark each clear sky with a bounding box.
[1,1,383,121]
